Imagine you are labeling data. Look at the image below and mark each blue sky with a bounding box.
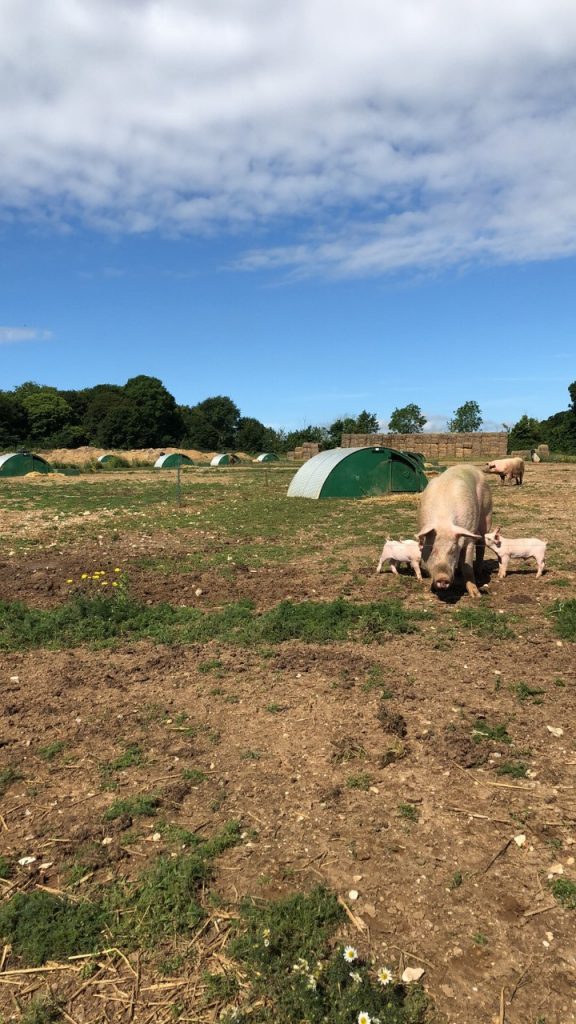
[1,1,575,432]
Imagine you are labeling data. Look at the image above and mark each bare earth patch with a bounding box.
[0,462,575,1023]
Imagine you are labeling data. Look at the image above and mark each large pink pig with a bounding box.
[485,457,524,485]
[417,464,492,598]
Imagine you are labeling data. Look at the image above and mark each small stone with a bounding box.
[348,889,359,901]
[353,874,363,883]
[402,966,425,983]
[18,856,36,866]
[546,726,564,738]
[9,675,19,683]
[195,587,203,597]
[513,834,527,847]
[39,862,54,870]
[151,832,162,842]
[548,863,564,876]
[101,837,113,846]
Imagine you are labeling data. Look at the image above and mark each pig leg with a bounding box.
[461,541,481,598]
[410,558,423,581]
[497,554,509,580]
[389,560,399,575]
[376,550,386,573]
[535,556,545,578]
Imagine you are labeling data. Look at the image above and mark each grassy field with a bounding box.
[0,461,575,1024]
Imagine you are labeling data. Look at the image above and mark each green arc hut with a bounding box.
[0,452,53,477]
[287,446,428,499]
[154,453,194,469]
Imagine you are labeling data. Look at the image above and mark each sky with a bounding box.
[1,0,575,432]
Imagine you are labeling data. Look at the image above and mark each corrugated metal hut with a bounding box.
[0,452,53,477]
[154,453,194,469]
[211,453,239,466]
[256,452,279,463]
[287,447,428,499]
[97,454,116,464]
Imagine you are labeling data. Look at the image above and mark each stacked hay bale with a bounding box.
[340,432,507,460]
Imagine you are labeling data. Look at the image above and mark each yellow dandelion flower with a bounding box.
[114,567,121,573]
[112,582,118,587]
[66,578,73,584]
[81,573,88,579]
[101,580,109,586]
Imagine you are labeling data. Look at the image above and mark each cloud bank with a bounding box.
[0,326,53,344]
[2,0,576,276]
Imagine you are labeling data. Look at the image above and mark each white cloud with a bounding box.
[2,1,576,276]
[0,326,53,344]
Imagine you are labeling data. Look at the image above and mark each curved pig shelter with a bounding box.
[287,447,428,499]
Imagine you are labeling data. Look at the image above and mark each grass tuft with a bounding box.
[103,794,160,820]
[550,878,576,910]
[0,890,108,965]
[454,606,513,639]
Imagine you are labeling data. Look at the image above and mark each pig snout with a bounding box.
[431,567,452,590]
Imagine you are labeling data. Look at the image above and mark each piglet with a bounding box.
[484,527,547,579]
[376,538,422,580]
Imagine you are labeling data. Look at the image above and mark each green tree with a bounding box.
[123,376,184,446]
[327,410,379,447]
[448,400,483,433]
[507,415,542,452]
[387,403,426,434]
[183,396,240,449]
[20,389,73,444]
[236,416,268,452]
[0,391,28,448]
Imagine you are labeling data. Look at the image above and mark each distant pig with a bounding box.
[417,464,492,598]
[484,527,547,579]
[376,538,422,580]
[485,457,524,485]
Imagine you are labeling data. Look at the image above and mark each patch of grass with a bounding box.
[454,606,513,639]
[266,702,286,713]
[472,720,511,744]
[159,823,203,848]
[240,749,262,761]
[449,870,463,890]
[496,761,528,779]
[116,820,241,945]
[230,886,429,1023]
[345,772,372,791]
[202,970,240,1001]
[0,596,425,650]
[103,794,160,820]
[38,740,65,761]
[362,665,393,696]
[548,599,576,640]
[550,878,576,910]
[548,577,571,587]
[472,932,488,946]
[0,765,22,797]
[398,803,420,823]
[513,682,545,704]
[0,890,109,965]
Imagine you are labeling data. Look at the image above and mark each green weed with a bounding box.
[496,761,528,779]
[398,803,420,823]
[20,998,63,1024]
[103,794,160,820]
[472,932,488,946]
[513,682,545,704]
[454,607,513,638]
[107,744,144,771]
[38,740,65,761]
[548,599,576,640]
[0,766,22,797]
[0,855,15,879]
[345,773,372,791]
[182,768,207,784]
[449,870,463,890]
[550,878,576,910]
[472,720,511,744]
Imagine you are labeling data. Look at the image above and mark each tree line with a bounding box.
[0,377,574,455]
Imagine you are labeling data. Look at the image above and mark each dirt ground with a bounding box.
[0,462,575,1024]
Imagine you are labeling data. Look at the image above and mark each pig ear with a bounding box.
[453,526,482,540]
[417,525,435,540]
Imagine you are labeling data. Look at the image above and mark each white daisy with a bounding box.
[350,971,362,984]
[343,945,358,962]
[376,965,393,986]
[358,1013,371,1024]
